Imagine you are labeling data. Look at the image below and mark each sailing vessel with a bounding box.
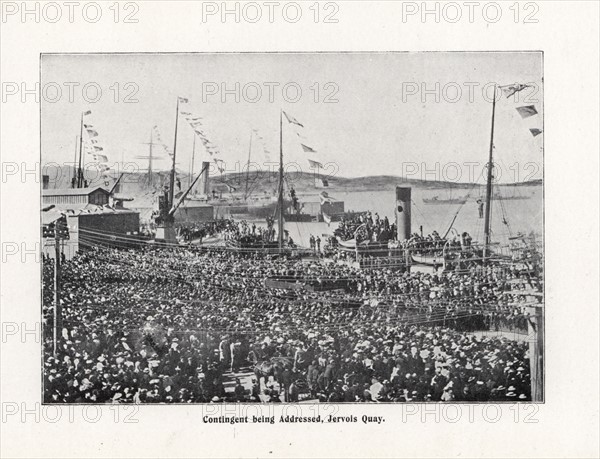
[412,84,512,267]
[185,128,294,220]
[223,110,296,253]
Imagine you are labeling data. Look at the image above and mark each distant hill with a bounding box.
[41,165,542,197]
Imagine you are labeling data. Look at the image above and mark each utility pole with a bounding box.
[526,305,544,401]
[277,110,284,252]
[53,220,62,358]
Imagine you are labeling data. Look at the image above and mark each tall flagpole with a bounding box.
[169,97,180,210]
[278,110,284,251]
[483,84,497,261]
[52,220,62,358]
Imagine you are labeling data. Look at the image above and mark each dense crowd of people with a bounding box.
[334,212,396,243]
[43,233,542,404]
[177,219,236,242]
[222,218,279,245]
[334,213,476,256]
[174,219,284,246]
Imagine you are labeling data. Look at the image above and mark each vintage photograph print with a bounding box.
[41,52,544,404]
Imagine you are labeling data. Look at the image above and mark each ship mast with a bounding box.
[169,97,180,210]
[483,85,497,261]
[72,135,78,188]
[77,112,84,188]
[244,129,253,200]
[278,109,284,251]
[138,128,161,189]
[148,128,154,187]
[190,134,196,190]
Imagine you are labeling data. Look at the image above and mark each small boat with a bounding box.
[491,193,530,201]
[335,238,391,257]
[423,196,468,205]
[411,252,445,267]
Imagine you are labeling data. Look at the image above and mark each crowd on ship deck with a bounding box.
[333,213,475,254]
[334,212,395,243]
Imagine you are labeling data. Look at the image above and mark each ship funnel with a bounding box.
[395,186,411,241]
[199,161,210,195]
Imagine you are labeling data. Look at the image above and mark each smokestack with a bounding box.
[200,161,210,195]
[395,186,411,241]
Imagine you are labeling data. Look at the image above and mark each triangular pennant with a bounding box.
[283,111,304,127]
[529,128,543,137]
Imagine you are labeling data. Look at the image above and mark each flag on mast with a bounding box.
[301,144,317,154]
[308,159,323,169]
[214,158,225,173]
[500,83,531,99]
[93,154,109,163]
[529,128,543,137]
[516,105,538,119]
[283,111,304,127]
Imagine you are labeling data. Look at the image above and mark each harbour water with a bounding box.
[280,185,542,248]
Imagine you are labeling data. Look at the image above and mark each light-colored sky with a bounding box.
[41,52,543,182]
